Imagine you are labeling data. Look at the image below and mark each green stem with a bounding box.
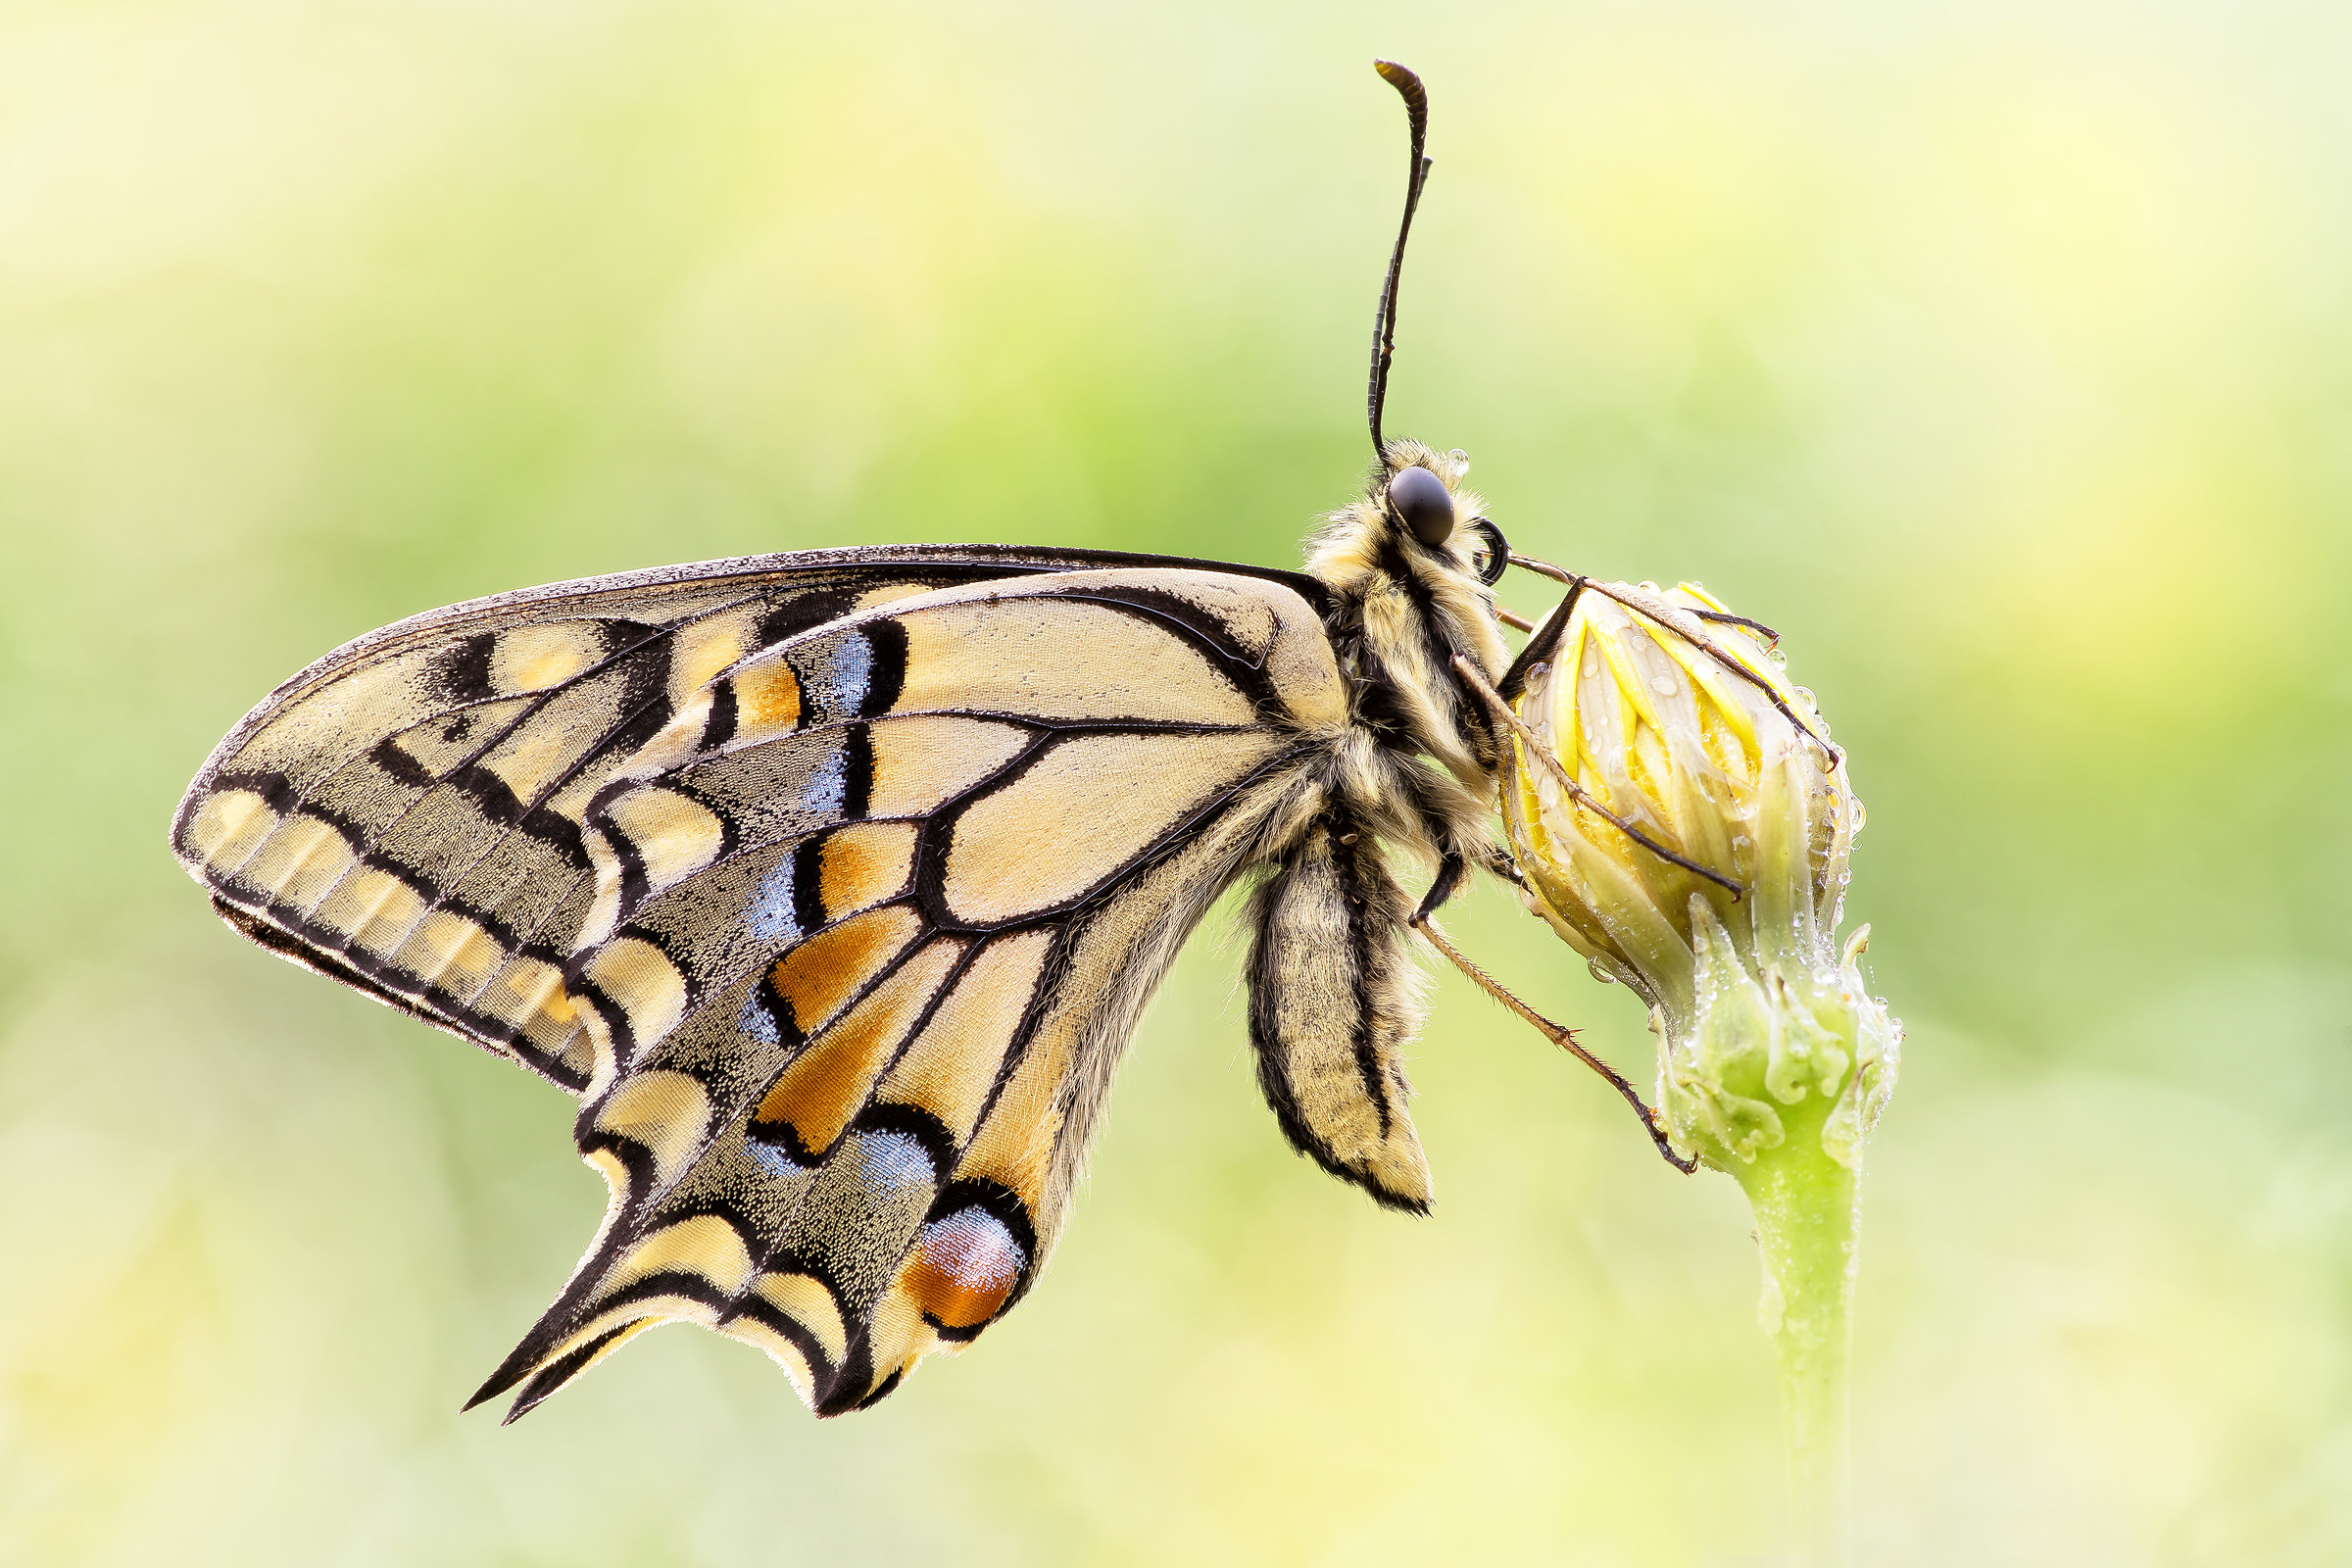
[1728,1091,1858,1568]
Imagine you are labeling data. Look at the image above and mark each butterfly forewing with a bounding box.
[173,549,1350,1417]
[172,546,1324,1090]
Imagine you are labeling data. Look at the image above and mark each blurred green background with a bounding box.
[5,2,2350,1563]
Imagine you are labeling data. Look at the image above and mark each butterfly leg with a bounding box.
[1407,849,1468,925]
[1408,912,1696,1173]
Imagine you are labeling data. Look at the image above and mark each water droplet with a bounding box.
[1651,675,1677,696]
[1582,654,1600,679]
[1448,447,1471,475]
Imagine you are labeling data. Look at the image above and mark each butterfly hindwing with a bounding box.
[468,567,1352,1416]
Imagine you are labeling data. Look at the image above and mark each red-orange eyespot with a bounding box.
[905,1208,1025,1330]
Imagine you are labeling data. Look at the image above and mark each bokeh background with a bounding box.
[6,2,2350,1563]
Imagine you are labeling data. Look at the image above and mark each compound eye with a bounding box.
[1387,466,1456,547]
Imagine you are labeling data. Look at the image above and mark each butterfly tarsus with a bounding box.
[1409,912,1697,1173]
[1689,606,1781,645]
[1451,654,1747,902]
[1479,841,1527,888]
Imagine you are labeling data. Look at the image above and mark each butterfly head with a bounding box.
[1309,437,1508,592]
[1299,436,1518,795]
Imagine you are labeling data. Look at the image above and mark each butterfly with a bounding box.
[170,60,1699,1422]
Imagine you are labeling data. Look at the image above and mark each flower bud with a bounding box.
[1498,581,1898,1172]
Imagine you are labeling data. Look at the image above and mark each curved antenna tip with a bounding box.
[1373,61,1429,116]
[1365,61,1433,459]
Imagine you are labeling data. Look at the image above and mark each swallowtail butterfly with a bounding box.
[172,61,1708,1421]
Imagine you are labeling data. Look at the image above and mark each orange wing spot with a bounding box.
[903,1209,1025,1331]
[753,935,961,1154]
[731,660,802,738]
[761,904,922,1040]
[817,822,918,920]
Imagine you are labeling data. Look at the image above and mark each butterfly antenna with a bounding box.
[1367,60,1432,461]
